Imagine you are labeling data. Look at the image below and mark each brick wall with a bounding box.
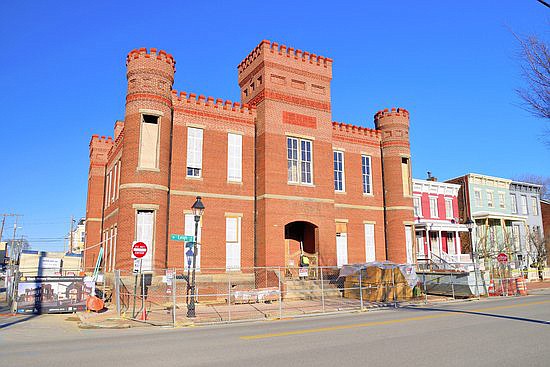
[84,42,414,273]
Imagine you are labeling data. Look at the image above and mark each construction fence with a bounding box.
[100,262,533,327]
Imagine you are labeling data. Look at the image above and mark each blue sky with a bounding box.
[0,1,548,251]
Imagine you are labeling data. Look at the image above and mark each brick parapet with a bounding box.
[171,90,256,124]
[238,40,332,79]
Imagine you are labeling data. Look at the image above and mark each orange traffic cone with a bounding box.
[488,279,495,297]
[516,277,528,296]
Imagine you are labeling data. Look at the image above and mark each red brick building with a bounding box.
[84,41,414,273]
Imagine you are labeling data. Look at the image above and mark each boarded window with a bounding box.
[139,115,159,169]
[227,133,242,182]
[401,157,411,196]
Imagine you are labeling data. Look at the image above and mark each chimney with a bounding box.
[427,171,438,182]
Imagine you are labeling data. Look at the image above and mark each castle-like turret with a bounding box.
[375,108,414,263]
[84,135,113,269]
[116,48,176,271]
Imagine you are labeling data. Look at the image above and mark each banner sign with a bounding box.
[16,276,95,314]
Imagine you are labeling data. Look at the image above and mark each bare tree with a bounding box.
[527,230,548,279]
[515,30,550,122]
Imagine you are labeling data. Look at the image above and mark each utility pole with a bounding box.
[69,215,74,254]
[0,213,20,244]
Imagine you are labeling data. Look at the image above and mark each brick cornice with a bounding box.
[126,92,172,107]
[332,134,380,148]
[249,89,330,112]
[173,107,255,126]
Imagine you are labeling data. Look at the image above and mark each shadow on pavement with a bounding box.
[401,305,550,326]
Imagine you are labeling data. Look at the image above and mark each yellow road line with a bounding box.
[240,299,550,340]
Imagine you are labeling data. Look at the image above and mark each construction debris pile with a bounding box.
[340,262,418,302]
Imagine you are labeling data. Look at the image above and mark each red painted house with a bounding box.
[412,176,470,264]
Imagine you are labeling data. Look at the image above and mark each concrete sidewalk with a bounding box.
[77,294,454,329]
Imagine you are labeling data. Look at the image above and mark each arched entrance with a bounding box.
[284,221,318,267]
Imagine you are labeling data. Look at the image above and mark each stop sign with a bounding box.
[497,253,508,264]
[132,241,148,258]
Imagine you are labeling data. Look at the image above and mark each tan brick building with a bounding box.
[84,41,415,273]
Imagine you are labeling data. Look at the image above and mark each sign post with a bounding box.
[131,241,148,318]
[497,253,508,264]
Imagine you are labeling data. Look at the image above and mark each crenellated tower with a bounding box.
[84,135,113,270]
[116,48,176,271]
[375,108,414,263]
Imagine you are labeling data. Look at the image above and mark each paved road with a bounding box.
[1,290,549,367]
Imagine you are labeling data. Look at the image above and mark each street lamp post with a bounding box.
[465,218,480,297]
[187,196,205,318]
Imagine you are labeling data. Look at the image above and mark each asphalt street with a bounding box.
[1,290,549,367]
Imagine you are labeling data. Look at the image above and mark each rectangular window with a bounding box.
[139,114,160,169]
[361,155,372,194]
[136,210,154,271]
[364,223,376,262]
[401,157,411,196]
[186,127,203,178]
[111,163,117,203]
[510,194,517,213]
[333,151,345,192]
[531,197,538,215]
[474,190,482,207]
[226,216,241,271]
[429,197,438,218]
[413,196,422,217]
[227,133,242,182]
[445,198,453,219]
[520,195,528,214]
[487,191,494,208]
[287,137,312,184]
[105,172,112,209]
[512,224,520,251]
[498,192,505,209]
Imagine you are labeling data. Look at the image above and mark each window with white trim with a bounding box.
[227,133,242,182]
[429,197,438,218]
[512,224,520,251]
[520,195,528,214]
[487,191,494,208]
[498,192,505,209]
[413,196,422,217]
[139,114,160,169]
[531,197,538,215]
[136,210,154,271]
[333,151,345,192]
[186,127,203,178]
[225,216,241,270]
[361,155,372,194]
[474,190,482,207]
[445,198,453,219]
[510,194,517,213]
[287,137,312,184]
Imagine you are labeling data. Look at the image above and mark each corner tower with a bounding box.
[375,108,414,263]
[84,135,113,270]
[117,48,176,271]
[238,40,336,267]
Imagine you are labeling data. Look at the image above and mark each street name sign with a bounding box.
[170,234,194,242]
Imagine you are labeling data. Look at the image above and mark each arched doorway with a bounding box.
[284,221,318,267]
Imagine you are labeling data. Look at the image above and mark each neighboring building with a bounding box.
[509,181,545,268]
[541,199,550,264]
[412,176,469,264]
[67,218,85,254]
[446,174,544,269]
[84,41,415,274]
